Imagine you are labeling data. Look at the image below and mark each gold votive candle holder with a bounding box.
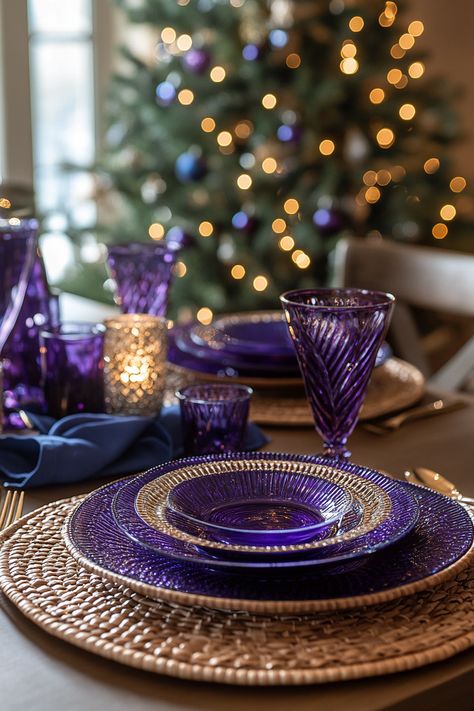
[103,314,168,416]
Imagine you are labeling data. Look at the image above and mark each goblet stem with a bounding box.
[322,440,351,459]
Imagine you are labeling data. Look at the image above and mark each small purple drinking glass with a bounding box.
[106,241,180,316]
[280,288,394,459]
[40,323,105,419]
[177,384,253,456]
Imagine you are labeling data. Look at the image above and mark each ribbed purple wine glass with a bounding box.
[106,242,179,316]
[280,288,394,459]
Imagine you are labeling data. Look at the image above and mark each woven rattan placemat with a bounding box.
[1,496,474,686]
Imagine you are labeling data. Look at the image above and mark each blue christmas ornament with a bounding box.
[166,226,195,248]
[269,29,288,48]
[155,81,176,106]
[277,123,302,143]
[312,207,345,236]
[231,210,256,233]
[175,152,207,182]
[242,44,261,61]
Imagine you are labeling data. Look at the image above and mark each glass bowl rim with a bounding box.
[176,383,253,404]
[165,469,354,537]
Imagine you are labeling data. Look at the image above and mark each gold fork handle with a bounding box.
[383,399,465,429]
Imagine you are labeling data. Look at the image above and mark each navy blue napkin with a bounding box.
[0,406,269,489]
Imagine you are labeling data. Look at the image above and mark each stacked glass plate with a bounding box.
[168,311,391,383]
[64,452,474,611]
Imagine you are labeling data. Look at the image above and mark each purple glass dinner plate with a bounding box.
[64,454,473,609]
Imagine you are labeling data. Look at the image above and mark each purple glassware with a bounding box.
[0,218,37,429]
[166,470,353,546]
[280,288,395,458]
[40,323,105,419]
[177,384,253,455]
[111,453,418,569]
[106,241,180,316]
[66,453,472,605]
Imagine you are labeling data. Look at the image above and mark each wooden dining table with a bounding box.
[1,388,473,711]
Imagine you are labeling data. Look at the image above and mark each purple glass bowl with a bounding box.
[166,470,353,546]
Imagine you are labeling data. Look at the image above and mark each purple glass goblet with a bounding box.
[280,288,394,459]
[106,241,180,316]
[177,384,253,456]
[40,323,105,419]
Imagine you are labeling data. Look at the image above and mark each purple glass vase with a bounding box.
[106,242,179,316]
[0,218,54,422]
[177,384,253,456]
[40,323,105,419]
[0,218,37,430]
[280,288,394,458]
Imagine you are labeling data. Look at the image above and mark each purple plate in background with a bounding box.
[169,326,392,379]
[65,454,473,605]
[166,469,354,546]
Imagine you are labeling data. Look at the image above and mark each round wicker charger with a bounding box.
[1,497,474,686]
[167,358,425,426]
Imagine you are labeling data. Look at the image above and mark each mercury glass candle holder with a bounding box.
[103,314,168,416]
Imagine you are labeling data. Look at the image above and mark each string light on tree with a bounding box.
[349,16,364,32]
[408,20,424,37]
[409,62,425,78]
[148,223,165,240]
[370,88,385,104]
[262,93,277,109]
[319,139,335,155]
[272,218,286,233]
[376,128,395,148]
[450,177,467,193]
[340,57,359,74]
[432,223,448,240]
[201,117,215,132]
[387,68,403,85]
[176,34,192,52]
[210,66,226,82]
[197,307,213,324]
[279,235,294,251]
[440,204,456,221]
[177,89,194,105]
[399,103,416,120]
[283,198,299,215]
[424,158,440,174]
[262,157,278,174]
[198,221,214,237]
[399,33,415,50]
[231,264,246,279]
[237,174,252,190]
[286,53,301,68]
[253,275,268,291]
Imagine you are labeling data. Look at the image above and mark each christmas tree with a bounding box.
[93,0,472,321]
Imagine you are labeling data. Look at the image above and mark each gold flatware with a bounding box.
[404,467,474,505]
[363,398,466,435]
[0,490,25,531]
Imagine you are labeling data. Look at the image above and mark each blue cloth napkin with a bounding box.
[0,406,269,489]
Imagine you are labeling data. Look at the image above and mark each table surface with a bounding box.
[1,394,474,711]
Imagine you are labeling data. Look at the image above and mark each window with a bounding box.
[0,0,115,284]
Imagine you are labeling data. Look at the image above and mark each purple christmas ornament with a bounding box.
[312,207,345,236]
[182,48,211,74]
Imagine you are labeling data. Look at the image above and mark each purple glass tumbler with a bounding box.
[280,288,394,459]
[40,323,105,419]
[106,242,180,316]
[177,384,253,456]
